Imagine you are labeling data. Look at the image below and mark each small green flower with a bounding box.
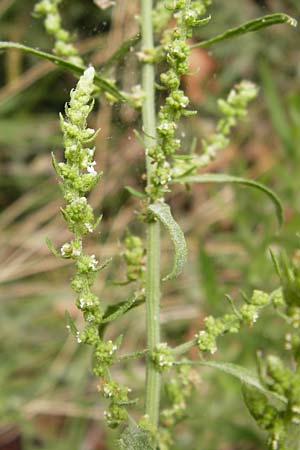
[93,340,119,377]
[152,343,174,372]
[100,380,131,403]
[122,233,145,283]
[78,324,99,346]
[198,81,258,167]
[265,355,291,395]
[240,304,259,326]
[50,67,130,428]
[196,330,217,354]
[250,290,270,306]
[146,0,211,201]
[104,403,127,428]
[34,0,83,65]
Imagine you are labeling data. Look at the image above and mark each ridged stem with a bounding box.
[140,0,161,428]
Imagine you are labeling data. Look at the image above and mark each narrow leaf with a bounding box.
[174,174,283,226]
[115,399,139,406]
[65,310,78,337]
[96,257,112,272]
[51,152,61,177]
[148,201,187,281]
[125,186,147,199]
[102,295,145,324]
[176,360,287,406]
[191,13,297,49]
[45,237,63,259]
[115,334,124,349]
[99,295,145,337]
[100,34,141,71]
[269,248,282,277]
[0,41,126,102]
[133,129,146,148]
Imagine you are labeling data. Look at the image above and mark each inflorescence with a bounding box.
[172,80,258,178]
[145,0,212,201]
[45,1,299,448]
[34,0,83,65]
[50,67,130,428]
[141,1,258,202]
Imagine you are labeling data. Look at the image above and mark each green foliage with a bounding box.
[192,13,297,49]
[0,42,127,101]
[148,201,187,281]
[33,0,83,65]
[1,0,299,449]
[174,173,283,226]
[118,420,153,450]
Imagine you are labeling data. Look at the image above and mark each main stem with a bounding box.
[141,0,161,428]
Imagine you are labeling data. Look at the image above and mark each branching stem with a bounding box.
[141,0,161,428]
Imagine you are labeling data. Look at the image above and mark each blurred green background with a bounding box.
[0,0,299,449]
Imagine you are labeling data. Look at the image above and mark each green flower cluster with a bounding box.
[122,232,145,283]
[275,251,300,328]
[99,379,131,428]
[245,355,300,450]
[173,81,258,177]
[199,81,258,166]
[34,0,83,65]
[146,0,211,201]
[151,343,174,372]
[52,67,129,429]
[159,365,200,449]
[243,250,300,449]
[196,290,270,354]
[152,1,172,33]
[270,251,300,358]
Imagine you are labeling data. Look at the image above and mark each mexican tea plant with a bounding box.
[1,1,298,448]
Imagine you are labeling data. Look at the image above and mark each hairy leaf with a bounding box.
[177,360,287,406]
[175,174,283,226]
[0,41,126,102]
[102,295,145,324]
[45,237,63,259]
[191,13,297,49]
[99,295,145,336]
[148,201,187,281]
[118,422,153,450]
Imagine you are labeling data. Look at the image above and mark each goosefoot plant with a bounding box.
[1,1,298,449]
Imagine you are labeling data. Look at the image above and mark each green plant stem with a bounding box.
[117,349,149,362]
[141,0,161,428]
[172,338,197,357]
